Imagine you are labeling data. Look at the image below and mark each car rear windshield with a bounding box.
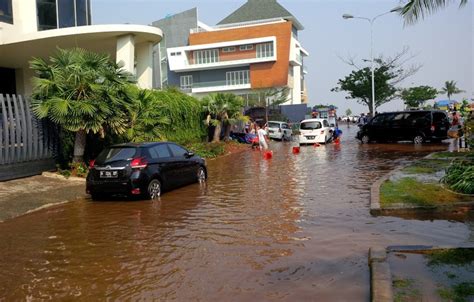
[95,147,137,164]
[301,121,322,130]
[268,122,281,129]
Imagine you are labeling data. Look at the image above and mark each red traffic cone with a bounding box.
[292,146,300,154]
[263,150,273,159]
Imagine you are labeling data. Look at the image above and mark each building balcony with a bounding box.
[167,36,277,72]
[183,80,251,94]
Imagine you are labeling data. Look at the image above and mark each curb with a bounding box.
[369,247,393,302]
[42,172,86,182]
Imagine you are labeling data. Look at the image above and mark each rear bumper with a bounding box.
[268,132,284,139]
[299,134,326,144]
[86,174,149,195]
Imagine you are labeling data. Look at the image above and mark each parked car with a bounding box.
[298,118,332,144]
[267,121,292,140]
[356,110,450,144]
[86,142,207,200]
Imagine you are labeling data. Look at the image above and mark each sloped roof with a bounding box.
[217,0,304,30]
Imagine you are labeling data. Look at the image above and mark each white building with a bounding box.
[0,0,163,96]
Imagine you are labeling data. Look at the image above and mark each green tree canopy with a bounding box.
[345,108,352,116]
[30,48,135,162]
[202,93,246,142]
[440,80,465,100]
[400,85,438,108]
[333,49,420,114]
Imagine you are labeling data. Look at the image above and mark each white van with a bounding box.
[267,121,292,140]
[299,118,332,144]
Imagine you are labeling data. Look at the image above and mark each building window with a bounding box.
[0,0,13,24]
[37,0,57,30]
[222,47,236,53]
[180,75,193,90]
[37,0,91,31]
[256,42,274,58]
[193,49,219,64]
[226,70,249,86]
[58,0,75,28]
[239,45,253,51]
[75,0,89,26]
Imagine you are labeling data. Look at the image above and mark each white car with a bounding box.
[298,118,332,144]
[267,121,292,140]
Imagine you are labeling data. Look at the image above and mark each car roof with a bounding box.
[268,121,287,124]
[109,142,169,148]
[378,110,446,115]
[301,118,327,123]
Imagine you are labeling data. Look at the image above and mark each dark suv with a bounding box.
[356,110,450,144]
[86,142,207,200]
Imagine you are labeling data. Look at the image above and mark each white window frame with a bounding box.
[256,42,274,58]
[239,44,253,51]
[193,49,219,64]
[226,70,250,86]
[180,75,193,90]
[222,47,236,53]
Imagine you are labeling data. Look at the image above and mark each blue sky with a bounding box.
[92,0,473,114]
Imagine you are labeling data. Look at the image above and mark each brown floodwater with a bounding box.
[0,127,473,301]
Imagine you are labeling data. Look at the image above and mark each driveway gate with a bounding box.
[0,94,58,181]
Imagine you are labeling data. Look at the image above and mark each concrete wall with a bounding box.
[151,8,198,88]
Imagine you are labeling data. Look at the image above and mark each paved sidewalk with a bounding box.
[0,175,85,222]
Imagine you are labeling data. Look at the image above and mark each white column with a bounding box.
[136,42,154,89]
[116,35,135,74]
[292,65,302,104]
[14,0,37,34]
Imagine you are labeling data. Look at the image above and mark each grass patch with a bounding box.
[393,278,421,302]
[380,178,462,207]
[431,152,474,159]
[401,159,450,175]
[185,142,226,159]
[438,282,474,302]
[426,249,474,267]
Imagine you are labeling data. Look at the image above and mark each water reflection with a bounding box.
[0,127,471,301]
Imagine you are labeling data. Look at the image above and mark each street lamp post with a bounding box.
[342,7,401,115]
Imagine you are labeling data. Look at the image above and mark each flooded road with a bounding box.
[0,127,473,301]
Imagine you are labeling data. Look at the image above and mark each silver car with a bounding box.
[267,121,292,141]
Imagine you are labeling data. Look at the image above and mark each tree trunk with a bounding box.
[212,122,222,142]
[73,129,87,163]
[223,123,232,141]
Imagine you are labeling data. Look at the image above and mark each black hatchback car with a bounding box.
[356,110,450,144]
[86,142,207,200]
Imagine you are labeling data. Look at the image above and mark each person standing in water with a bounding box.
[257,124,268,150]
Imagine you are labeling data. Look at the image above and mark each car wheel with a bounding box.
[413,135,424,145]
[197,167,206,183]
[146,179,161,200]
[361,134,370,144]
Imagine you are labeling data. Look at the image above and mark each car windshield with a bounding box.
[95,147,137,164]
[268,122,281,129]
[300,121,322,130]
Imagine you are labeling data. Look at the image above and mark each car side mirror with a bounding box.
[185,151,194,158]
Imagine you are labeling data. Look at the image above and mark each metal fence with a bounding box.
[0,94,57,180]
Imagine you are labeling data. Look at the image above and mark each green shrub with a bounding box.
[442,159,474,194]
[185,142,226,158]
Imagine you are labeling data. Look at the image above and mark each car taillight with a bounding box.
[130,157,148,169]
[89,159,95,169]
[431,125,435,132]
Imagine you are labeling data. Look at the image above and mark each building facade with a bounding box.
[153,0,309,105]
[0,0,163,95]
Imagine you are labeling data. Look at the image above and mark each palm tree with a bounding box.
[440,80,465,100]
[202,93,246,142]
[30,48,135,162]
[126,89,170,142]
[400,0,468,24]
